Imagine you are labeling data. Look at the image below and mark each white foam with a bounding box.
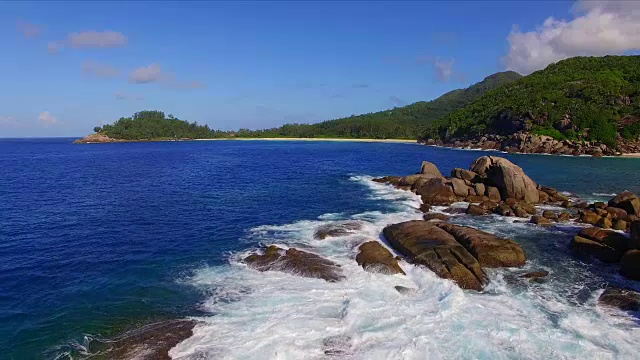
[592,193,616,197]
[171,177,640,360]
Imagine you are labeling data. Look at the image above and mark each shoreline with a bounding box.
[194,137,417,143]
[423,144,640,159]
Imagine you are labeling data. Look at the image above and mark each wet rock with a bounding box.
[372,176,402,185]
[561,200,572,208]
[558,212,572,222]
[420,161,443,178]
[243,245,344,282]
[323,335,353,356]
[443,207,467,214]
[574,201,590,209]
[314,221,362,240]
[613,219,627,231]
[520,270,549,279]
[512,206,529,218]
[479,200,498,212]
[495,203,515,217]
[579,210,600,225]
[540,186,569,203]
[94,319,196,360]
[598,287,640,312]
[466,195,489,203]
[434,222,526,268]
[608,191,640,217]
[530,215,553,226]
[451,168,478,182]
[419,204,431,213]
[597,217,613,229]
[487,186,501,202]
[542,210,558,221]
[355,241,405,275]
[415,177,458,205]
[631,221,640,249]
[620,250,640,280]
[517,202,536,215]
[606,207,628,220]
[594,202,607,210]
[423,213,450,222]
[470,156,539,203]
[538,190,550,203]
[467,204,490,216]
[394,285,418,295]
[578,227,629,253]
[571,227,629,263]
[383,221,487,291]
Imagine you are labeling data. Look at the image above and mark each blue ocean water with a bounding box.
[1,138,640,359]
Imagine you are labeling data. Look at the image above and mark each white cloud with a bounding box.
[434,58,455,82]
[129,63,165,84]
[504,0,640,74]
[82,60,120,78]
[17,20,42,38]
[129,64,205,89]
[38,111,57,125]
[68,30,127,48]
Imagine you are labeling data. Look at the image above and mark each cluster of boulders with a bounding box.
[577,192,640,231]
[73,133,122,144]
[422,132,622,157]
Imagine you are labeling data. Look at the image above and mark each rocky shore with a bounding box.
[421,131,640,157]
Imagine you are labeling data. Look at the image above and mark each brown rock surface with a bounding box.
[598,287,640,312]
[383,221,487,290]
[470,156,539,203]
[420,161,443,177]
[415,177,458,205]
[530,215,553,226]
[243,245,344,282]
[608,191,640,217]
[423,213,450,222]
[355,241,405,275]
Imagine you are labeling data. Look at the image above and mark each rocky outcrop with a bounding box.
[423,213,450,222]
[598,287,640,312]
[383,220,525,290]
[314,221,362,240]
[94,319,196,360]
[73,133,123,144]
[383,221,487,291]
[434,223,526,268]
[243,245,344,282]
[608,191,640,217]
[471,156,539,203]
[355,241,405,275]
[571,227,629,263]
[422,131,629,157]
[420,161,443,178]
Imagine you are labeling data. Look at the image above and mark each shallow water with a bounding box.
[1,138,640,359]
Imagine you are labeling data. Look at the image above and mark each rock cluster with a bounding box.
[73,133,122,144]
[577,192,640,231]
[355,241,405,275]
[422,132,625,157]
[383,220,525,291]
[243,245,344,282]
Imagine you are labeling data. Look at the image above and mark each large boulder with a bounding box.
[314,221,362,240]
[415,177,458,205]
[355,241,405,275]
[620,250,640,280]
[434,223,526,268]
[470,156,539,203]
[608,191,640,217]
[383,221,487,291]
[451,178,471,197]
[243,245,344,282]
[451,168,478,182]
[598,287,640,312]
[570,227,629,263]
[420,161,443,178]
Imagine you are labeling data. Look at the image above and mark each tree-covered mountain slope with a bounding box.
[422,56,640,147]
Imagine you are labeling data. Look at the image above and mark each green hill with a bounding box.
[422,56,640,147]
[241,71,522,139]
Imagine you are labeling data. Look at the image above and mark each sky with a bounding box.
[1,0,639,137]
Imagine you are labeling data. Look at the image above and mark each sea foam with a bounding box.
[171,176,640,359]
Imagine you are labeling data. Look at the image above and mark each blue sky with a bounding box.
[2,0,638,137]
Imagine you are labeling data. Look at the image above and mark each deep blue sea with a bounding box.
[2,138,640,359]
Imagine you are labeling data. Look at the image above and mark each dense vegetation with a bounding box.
[422,56,640,147]
[93,72,522,141]
[236,71,521,139]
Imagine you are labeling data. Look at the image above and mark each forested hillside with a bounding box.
[422,56,640,147]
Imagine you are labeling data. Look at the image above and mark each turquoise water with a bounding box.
[1,138,639,359]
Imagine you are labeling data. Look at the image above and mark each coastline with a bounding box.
[194,137,417,144]
[423,143,640,159]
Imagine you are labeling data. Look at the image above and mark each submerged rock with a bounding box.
[314,221,362,240]
[243,245,344,282]
[394,285,418,295]
[520,270,549,280]
[530,215,553,226]
[92,319,196,360]
[323,335,353,356]
[423,213,450,222]
[598,287,640,312]
[355,241,405,275]
[383,220,487,291]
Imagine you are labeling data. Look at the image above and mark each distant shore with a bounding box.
[194,137,417,144]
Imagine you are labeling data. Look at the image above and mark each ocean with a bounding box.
[1,138,640,359]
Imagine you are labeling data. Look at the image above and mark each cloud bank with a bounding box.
[129,64,205,89]
[504,0,640,74]
[38,111,57,125]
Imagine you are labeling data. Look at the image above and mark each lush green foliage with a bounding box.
[423,56,640,147]
[233,71,521,139]
[99,111,228,140]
